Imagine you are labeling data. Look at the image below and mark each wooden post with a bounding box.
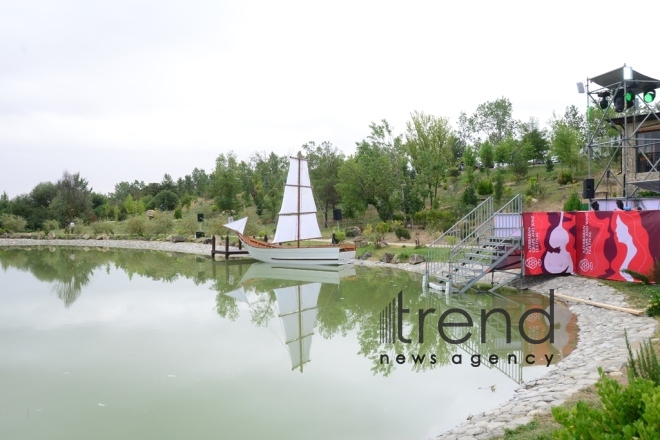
[225,235,230,260]
[553,292,645,316]
[211,235,216,258]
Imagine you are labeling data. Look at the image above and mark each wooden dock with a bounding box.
[211,235,250,260]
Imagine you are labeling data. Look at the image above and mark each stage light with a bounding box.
[643,89,656,103]
[613,90,625,112]
[591,201,599,211]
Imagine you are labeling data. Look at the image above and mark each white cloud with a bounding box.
[1,0,658,196]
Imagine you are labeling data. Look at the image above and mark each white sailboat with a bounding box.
[223,154,356,265]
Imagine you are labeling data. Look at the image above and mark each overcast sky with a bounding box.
[1,0,658,198]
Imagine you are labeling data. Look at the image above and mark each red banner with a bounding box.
[522,212,576,275]
[576,211,660,281]
[523,211,660,281]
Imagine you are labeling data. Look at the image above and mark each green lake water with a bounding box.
[0,247,577,440]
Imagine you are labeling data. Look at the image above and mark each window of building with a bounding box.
[636,130,660,172]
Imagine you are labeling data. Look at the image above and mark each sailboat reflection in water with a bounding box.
[224,262,356,372]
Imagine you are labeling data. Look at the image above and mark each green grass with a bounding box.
[600,279,660,310]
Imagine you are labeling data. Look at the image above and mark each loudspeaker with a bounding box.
[582,178,595,199]
[195,231,205,238]
[197,213,204,222]
[332,209,342,221]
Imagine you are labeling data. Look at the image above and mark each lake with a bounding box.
[0,247,577,440]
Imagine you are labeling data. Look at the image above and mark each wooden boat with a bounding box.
[223,154,356,265]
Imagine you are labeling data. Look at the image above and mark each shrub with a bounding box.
[333,230,346,242]
[493,172,505,203]
[414,211,427,228]
[476,179,494,195]
[647,291,660,318]
[525,176,545,199]
[375,222,390,235]
[43,219,60,234]
[153,190,179,211]
[622,268,651,284]
[545,156,554,172]
[126,216,147,236]
[397,250,410,261]
[649,258,660,284]
[626,332,660,384]
[174,208,183,219]
[462,186,478,206]
[91,221,114,235]
[552,369,660,438]
[391,212,404,222]
[557,170,573,185]
[0,213,27,232]
[563,192,581,211]
[395,227,411,240]
[150,213,174,235]
[178,215,199,236]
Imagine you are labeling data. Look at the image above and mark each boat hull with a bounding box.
[240,238,355,265]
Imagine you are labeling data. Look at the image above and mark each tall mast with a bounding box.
[297,151,301,248]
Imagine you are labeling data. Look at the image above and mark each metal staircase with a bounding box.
[425,195,523,294]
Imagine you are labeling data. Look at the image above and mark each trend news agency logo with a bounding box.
[379,290,557,368]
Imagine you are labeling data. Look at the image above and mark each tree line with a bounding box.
[1,97,612,233]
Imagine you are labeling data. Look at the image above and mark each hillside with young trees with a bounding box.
[1,98,603,237]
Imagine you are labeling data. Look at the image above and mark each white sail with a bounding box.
[273,157,322,244]
[274,282,321,371]
[223,217,248,235]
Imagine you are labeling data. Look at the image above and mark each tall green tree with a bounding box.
[469,97,516,146]
[337,120,401,221]
[302,141,345,228]
[190,168,210,197]
[520,118,550,162]
[551,122,583,173]
[405,111,454,208]
[250,152,287,220]
[211,152,243,216]
[479,141,495,171]
[50,171,93,222]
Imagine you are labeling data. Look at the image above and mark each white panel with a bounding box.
[299,283,321,310]
[299,160,311,187]
[285,157,311,187]
[301,335,313,365]
[279,186,300,215]
[299,213,322,240]
[273,215,298,243]
[279,185,316,215]
[281,314,301,343]
[273,213,322,243]
[274,286,299,315]
[286,335,313,370]
[299,187,317,213]
[300,309,318,337]
[287,339,302,370]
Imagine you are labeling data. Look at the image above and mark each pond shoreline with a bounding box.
[2,238,657,439]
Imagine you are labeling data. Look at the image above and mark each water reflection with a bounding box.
[0,246,580,440]
[0,246,577,384]
[215,261,577,383]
